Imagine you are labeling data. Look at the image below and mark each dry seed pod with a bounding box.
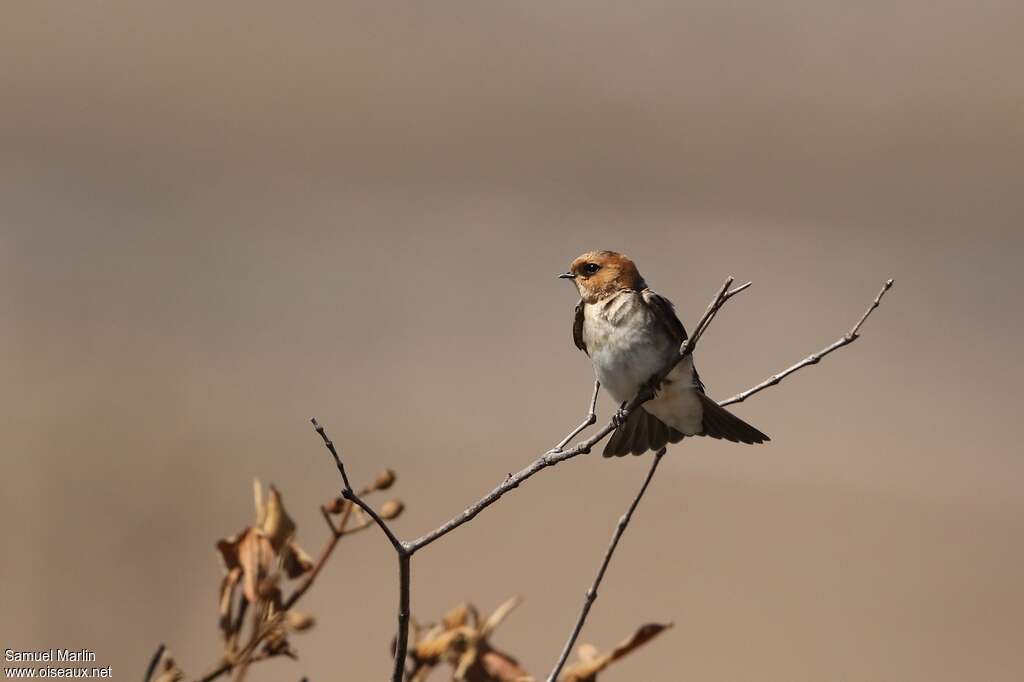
[374,468,397,490]
[380,499,404,519]
[285,610,316,631]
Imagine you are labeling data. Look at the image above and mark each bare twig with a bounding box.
[312,418,405,552]
[143,644,166,682]
[546,449,666,682]
[555,380,601,452]
[196,661,230,682]
[719,279,893,407]
[281,502,355,611]
[311,418,410,682]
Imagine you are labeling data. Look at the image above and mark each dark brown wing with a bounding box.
[641,289,705,392]
[641,289,688,344]
[573,300,588,354]
[698,393,770,444]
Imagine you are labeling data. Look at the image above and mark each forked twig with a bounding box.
[719,279,894,407]
[311,418,410,682]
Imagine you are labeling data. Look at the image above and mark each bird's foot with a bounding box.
[612,404,629,428]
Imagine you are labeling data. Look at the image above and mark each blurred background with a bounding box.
[2,2,1022,680]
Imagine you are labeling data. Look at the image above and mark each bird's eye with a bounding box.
[583,263,601,275]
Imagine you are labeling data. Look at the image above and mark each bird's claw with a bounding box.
[612,406,629,428]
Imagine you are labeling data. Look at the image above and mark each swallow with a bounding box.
[560,250,769,457]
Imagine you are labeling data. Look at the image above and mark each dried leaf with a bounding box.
[442,604,473,630]
[215,529,248,572]
[152,654,183,682]
[282,541,314,579]
[252,479,265,527]
[218,567,242,638]
[238,529,275,603]
[257,573,282,602]
[576,644,599,664]
[560,623,671,682]
[285,610,316,632]
[479,649,531,682]
[414,626,474,663]
[607,622,671,663]
[408,664,437,682]
[260,485,297,551]
[453,647,477,681]
[480,596,522,639]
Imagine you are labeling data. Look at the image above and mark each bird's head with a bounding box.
[559,250,646,302]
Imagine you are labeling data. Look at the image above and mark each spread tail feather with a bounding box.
[603,396,770,456]
[603,408,685,457]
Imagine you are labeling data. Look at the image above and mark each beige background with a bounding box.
[2,2,1023,681]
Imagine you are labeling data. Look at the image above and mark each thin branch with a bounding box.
[143,644,166,682]
[546,449,666,682]
[311,418,353,493]
[554,380,601,452]
[310,418,410,682]
[395,554,411,682]
[311,418,405,553]
[196,661,230,682]
[281,502,355,611]
[718,279,893,407]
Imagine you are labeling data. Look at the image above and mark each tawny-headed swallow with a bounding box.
[560,250,769,456]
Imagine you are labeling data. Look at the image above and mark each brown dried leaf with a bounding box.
[607,622,671,663]
[413,626,474,663]
[218,567,242,638]
[408,664,438,682]
[442,604,474,630]
[238,529,275,603]
[479,596,522,639]
[151,654,183,682]
[215,529,248,572]
[559,623,671,682]
[282,541,314,579]
[576,644,599,664]
[260,484,297,551]
[479,649,532,682]
[257,572,282,603]
[453,647,477,681]
[284,610,316,632]
[252,479,265,526]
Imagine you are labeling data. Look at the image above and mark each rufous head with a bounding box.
[558,250,647,302]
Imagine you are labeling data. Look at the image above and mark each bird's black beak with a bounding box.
[558,272,575,280]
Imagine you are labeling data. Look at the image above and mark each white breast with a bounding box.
[583,292,674,403]
[582,291,704,435]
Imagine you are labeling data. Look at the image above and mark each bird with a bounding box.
[559,250,769,457]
